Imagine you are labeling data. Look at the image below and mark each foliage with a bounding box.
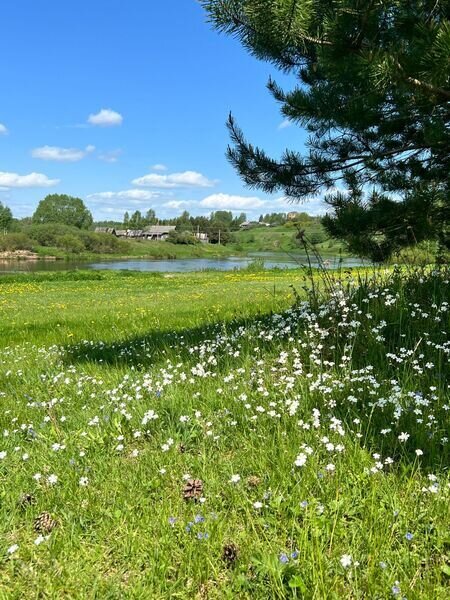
[167,230,198,245]
[56,234,85,254]
[0,232,33,252]
[202,0,450,260]
[0,202,13,231]
[32,194,93,229]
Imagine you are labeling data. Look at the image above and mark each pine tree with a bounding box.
[202,0,450,260]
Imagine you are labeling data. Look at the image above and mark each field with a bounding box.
[232,225,344,255]
[0,267,449,598]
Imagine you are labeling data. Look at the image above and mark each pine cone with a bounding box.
[183,479,203,501]
[222,542,239,566]
[247,475,261,488]
[34,512,58,534]
[18,493,36,509]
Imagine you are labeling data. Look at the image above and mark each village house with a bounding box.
[95,227,117,235]
[143,225,176,240]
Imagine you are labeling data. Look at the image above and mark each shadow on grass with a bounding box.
[62,312,272,369]
[61,306,449,472]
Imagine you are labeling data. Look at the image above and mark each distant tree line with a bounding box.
[0,193,330,252]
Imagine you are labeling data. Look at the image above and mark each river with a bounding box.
[0,253,370,273]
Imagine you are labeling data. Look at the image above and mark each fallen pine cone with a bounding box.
[34,512,58,534]
[247,475,261,488]
[18,493,36,509]
[222,542,239,567]
[183,479,203,501]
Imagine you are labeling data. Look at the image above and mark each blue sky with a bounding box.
[0,0,321,221]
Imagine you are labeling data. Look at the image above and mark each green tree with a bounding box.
[33,194,93,229]
[0,202,13,232]
[176,210,192,232]
[123,212,130,227]
[202,1,450,260]
[129,210,143,229]
[145,209,157,226]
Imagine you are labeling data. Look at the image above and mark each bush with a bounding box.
[57,234,86,254]
[0,233,34,251]
[167,231,198,245]
[79,232,128,254]
[25,223,79,247]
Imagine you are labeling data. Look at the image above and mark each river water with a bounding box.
[0,254,369,273]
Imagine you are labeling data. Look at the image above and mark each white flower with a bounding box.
[79,477,89,487]
[0,451,7,459]
[7,544,19,555]
[415,449,423,456]
[398,432,410,442]
[229,474,241,484]
[34,535,45,546]
[253,501,263,509]
[325,463,335,472]
[340,554,352,568]
[294,453,307,467]
[33,472,42,481]
[47,474,58,485]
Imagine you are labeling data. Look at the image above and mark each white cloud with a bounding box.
[87,189,161,203]
[88,108,123,127]
[163,200,190,210]
[0,171,60,188]
[98,149,122,163]
[151,164,168,172]
[31,145,95,162]
[278,119,293,130]
[200,193,265,210]
[0,123,8,135]
[132,170,215,189]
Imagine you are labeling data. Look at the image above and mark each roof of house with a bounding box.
[144,226,176,235]
[95,227,116,234]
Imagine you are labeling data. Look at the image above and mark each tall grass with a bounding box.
[0,267,448,598]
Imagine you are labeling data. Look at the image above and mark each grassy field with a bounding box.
[0,267,448,598]
[232,225,345,255]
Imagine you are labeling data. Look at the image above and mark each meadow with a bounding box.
[0,266,448,599]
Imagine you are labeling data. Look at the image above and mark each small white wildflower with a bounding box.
[7,544,19,555]
[253,501,263,509]
[229,474,241,484]
[47,474,58,485]
[398,432,410,442]
[340,554,352,568]
[79,477,89,487]
[294,453,307,467]
[34,535,46,546]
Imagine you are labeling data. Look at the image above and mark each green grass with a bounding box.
[32,238,239,261]
[231,225,346,255]
[0,267,448,598]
